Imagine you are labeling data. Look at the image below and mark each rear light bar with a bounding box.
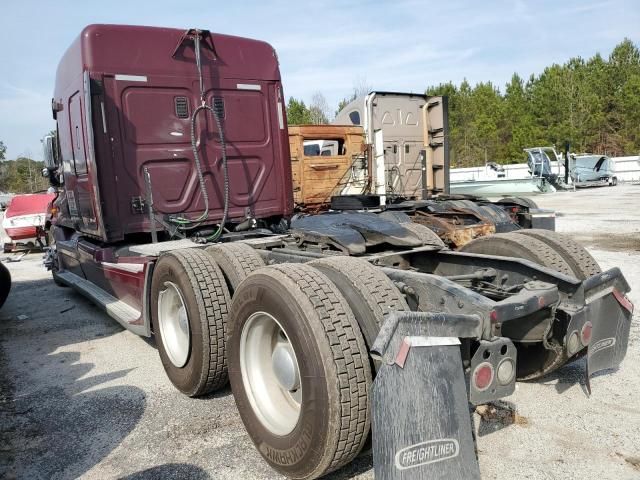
[468,338,517,405]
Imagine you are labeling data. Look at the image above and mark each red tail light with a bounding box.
[473,362,494,391]
[580,321,593,346]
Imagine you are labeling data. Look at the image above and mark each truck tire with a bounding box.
[402,222,446,248]
[151,249,231,396]
[498,196,538,209]
[512,229,601,280]
[459,233,574,380]
[47,229,67,287]
[228,263,371,479]
[460,233,574,277]
[0,262,11,309]
[309,256,409,348]
[205,243,265,293]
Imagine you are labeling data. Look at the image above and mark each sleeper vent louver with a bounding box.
[212,97,225,119]
[174,97,189,119]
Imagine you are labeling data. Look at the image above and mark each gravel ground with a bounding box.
[1,184,639,480]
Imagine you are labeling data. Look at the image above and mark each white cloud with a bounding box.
[0,0,639,158]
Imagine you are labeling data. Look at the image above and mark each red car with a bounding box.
[2,193,55,252]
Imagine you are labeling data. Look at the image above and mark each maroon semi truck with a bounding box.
[43,25,632,479]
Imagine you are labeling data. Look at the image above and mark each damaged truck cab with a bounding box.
[50,24,292,243]
[45,25,292,332]
[43,24,633,480]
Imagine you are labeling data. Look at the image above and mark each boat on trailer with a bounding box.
[450,161,556,196]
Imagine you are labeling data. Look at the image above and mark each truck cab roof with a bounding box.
[55,24,281,96]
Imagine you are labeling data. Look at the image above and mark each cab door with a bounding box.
[67,90,98,233]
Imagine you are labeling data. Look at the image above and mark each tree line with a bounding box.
[0,141,50,194]
[288,39,640,167]
[0,158,50,194]
[2,38,638,191]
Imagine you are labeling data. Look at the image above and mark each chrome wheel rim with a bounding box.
[158,281,190,368]
[239,311,302,436]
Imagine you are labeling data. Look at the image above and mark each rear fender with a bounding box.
[559,267,631,318]
[142,260,155,336]
[380,267,494,338]
[581,267,630,302]
[380,267,559,341]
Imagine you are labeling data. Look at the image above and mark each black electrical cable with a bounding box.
[203,102,229,242]
[170,30,230,243]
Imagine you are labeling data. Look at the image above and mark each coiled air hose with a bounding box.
[170,30,229,243]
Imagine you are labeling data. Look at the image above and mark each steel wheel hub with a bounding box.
[158,281,191,368]
[239,312,302,436]
[272,343,300,391]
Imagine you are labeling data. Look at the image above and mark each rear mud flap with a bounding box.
[371,337,480,479]
[564,269,633,393]
[586,290,633,392]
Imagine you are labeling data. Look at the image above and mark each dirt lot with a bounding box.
[1,184,639,480]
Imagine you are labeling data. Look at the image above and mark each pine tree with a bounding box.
[286,98,313,125]
[424,39,640,164]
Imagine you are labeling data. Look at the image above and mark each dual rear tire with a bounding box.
[511,229,601,280]
[152,247,381,479]
[151,249,231,396]
[229,263,372,479]
[151,244,266,397]
[498,196,538,209]
[459,230,601,380]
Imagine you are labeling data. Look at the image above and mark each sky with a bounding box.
[0,0,639,161]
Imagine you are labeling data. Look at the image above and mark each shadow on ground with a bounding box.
[0,274,146,479]
[120,463,210,479]
[535,354,620,396]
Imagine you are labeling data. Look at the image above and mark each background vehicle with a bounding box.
[1,192,55,252]
[571,154,618,187]
[334,91,448,200]
[289,125,366,209]
[523,147,619,189]
[43,25,632,480]
[450,157,557,196]
[292,107,555,248]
